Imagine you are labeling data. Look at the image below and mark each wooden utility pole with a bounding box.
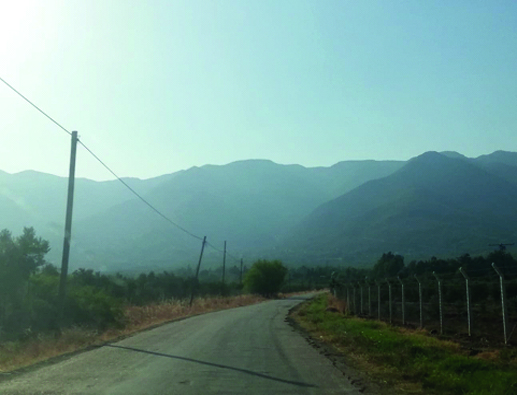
[58,131,78,326]
[189,236,207,306]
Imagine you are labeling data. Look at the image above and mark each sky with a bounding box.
[1,0,516,181]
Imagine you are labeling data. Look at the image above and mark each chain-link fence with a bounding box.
[332,263,517,346]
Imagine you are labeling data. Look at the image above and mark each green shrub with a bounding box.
[244,260,287,297]
[66,285,124,330]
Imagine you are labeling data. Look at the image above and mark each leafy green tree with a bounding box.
[244,259,287,297]
[372,252,404,279]
[0,227,50,335]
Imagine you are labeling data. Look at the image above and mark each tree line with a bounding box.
[333,250,517,281]
[331,250,517,318]
[0,227,331,341]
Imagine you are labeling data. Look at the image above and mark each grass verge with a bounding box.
[0,294,265,373]
[291,293,517,395]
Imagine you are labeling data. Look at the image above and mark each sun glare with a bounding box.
[0,1,54,66]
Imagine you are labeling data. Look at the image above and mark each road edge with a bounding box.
[0,298,270,382]
[286,297,384,395]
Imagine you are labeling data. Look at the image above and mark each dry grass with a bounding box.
[121,294,265,334]
[278,289,325,299]
[0,328,99,373]
[326,294,348,314]
[0,294,266,373]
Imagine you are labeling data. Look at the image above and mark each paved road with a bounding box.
[0,296,364,394]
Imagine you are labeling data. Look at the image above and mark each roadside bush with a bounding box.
[66,285,124,330]
[244,260,287,297]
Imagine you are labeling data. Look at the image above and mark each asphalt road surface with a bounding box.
[0,295,365,394]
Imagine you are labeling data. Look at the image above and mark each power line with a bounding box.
[0,76,72,137]
[78,139,204,241]
[205,241,224,254]
[1,75,245,257]
[205,241,241,262]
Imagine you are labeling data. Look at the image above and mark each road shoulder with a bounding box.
[287,298,385,395]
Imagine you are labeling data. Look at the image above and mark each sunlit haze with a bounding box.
[1,0,516,181]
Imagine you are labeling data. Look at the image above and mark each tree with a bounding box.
[0,227,50,292]
[0,227,50,334]
[244,260,287,297]
[372,252,404,279]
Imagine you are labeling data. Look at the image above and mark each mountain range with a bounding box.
[0,151,515,272]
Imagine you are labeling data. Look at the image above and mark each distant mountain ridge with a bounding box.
[1,151,516,271]
[70,158,404,271]
[280,151,517,264]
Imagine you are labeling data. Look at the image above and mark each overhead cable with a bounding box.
[0,76,72,137]
[205,241,241,262]
[0,75,244,256]
[78,139,204,241]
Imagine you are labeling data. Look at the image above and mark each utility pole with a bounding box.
[57,131,78,327]
[189,236,207,307]
[222,240,226,289]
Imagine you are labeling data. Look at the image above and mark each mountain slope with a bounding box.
[69,159,403,271]
[472,151,517,186]
[282,152,517,264]
[0,170,180,263]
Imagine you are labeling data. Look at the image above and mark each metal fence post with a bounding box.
[376,280,382,321]
[366,277,372,317]
[353,284,357,315]
[459,267,472,337]
[346,284,350,314]
[492,263,509,345]
[398,276,405,326]
[415,275,423,328]
[386,278,393,324]
[433,271,443,335]
[359,282,364,315]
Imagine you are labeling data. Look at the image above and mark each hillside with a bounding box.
[70,159,403,271]
[0,159,403,271]
[0,170,179,265]
[281,152,517,265]
[2,152,516,271]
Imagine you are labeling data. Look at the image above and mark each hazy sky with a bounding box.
[1,0,516,181]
